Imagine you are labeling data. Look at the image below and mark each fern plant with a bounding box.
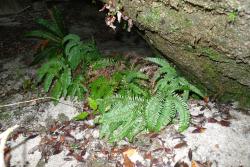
[37,56,87,101]
[63,34,101,70]
[36,34,101,101]
[96,57,205,142]
[25,7,67,65]
[113,70,149,97]
[26,7,104,101]
[88,68,149,100]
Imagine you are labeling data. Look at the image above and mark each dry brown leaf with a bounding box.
[174,161,189,167]
[192,127,206,133]
[123,154,135,167]
[191,160,198,167]
[174,141,188,149]
[144,152,152,160]
[164,147,172,154]
[150,133,159,138]
[188,149,192,161]
[207,117,218,123]
[123,148,137,157]
[219,120,230,127]
[203,96,209,103]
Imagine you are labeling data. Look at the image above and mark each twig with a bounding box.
[0,97,56,108]
[15,5,31,15]
[0,125,19,167]
[0,97,82,110]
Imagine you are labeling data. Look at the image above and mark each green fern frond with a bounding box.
[62,34,81,44]
[51,80,62,100]
[49,6,67,37]
[25,30,61,43]
[43,72,55,92]
[173,94,190,132]
[60,67,72,97]
[37,59,64,92]
[145,93,163,131]
[97,95,146,142]
[67,75,86,100]
[126,116,145,141]
[36,18,62,37]
[109,112,137,142]
[91,58,116,70]
[31,47,57,65]
[81,41,102,62]
[89,76,116,99]
[67,44,82,70]
[145,57,172,68]
[155,100,175,131]
[127,83,148,97]
[124,70,148,82]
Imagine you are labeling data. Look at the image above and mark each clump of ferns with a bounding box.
[26,7,102,101]
[96,57,205,143]
[88,66,150,100]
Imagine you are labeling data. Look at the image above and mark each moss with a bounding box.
[138,6,162,28]
[227,11,237,23]
[198,47,231,63]
[0,112,11,120]
[137,2,193,33]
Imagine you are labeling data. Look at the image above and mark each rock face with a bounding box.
[0,0,23,15]
[104,0,250,108]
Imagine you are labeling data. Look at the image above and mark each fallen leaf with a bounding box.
[200,106,206,111]
[172,133,185,139]
[191,160,198,167]
[150,133,159,138]
[123,148,144,165]
[144,152,152,160]
[59,136,65,143]
[204,96,209,103]
[151,158,159,165]
[195,160,213,167]
[123,154,135,167]
[165,148,172,154]
[188,149,192,161]
[53,142,62,155]
[135,161,144,167]
[174,161,189,167]
[64,157,73,161]
[152,148,164,152]
[219,120,230,127]
[192,127,206,133]
[207,117,218,123]
[174,141,187,149]
[123,148,137,157]
[73,153,84,162]
[111,148,120,154]
[49,126,57,133]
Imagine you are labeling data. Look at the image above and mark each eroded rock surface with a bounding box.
[102,0,250,108]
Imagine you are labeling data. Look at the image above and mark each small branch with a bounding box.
[0,97,82,110]
[0,97,57,108]
[0,125,19,167]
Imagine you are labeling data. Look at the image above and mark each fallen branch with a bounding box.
[0,125,19,167]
